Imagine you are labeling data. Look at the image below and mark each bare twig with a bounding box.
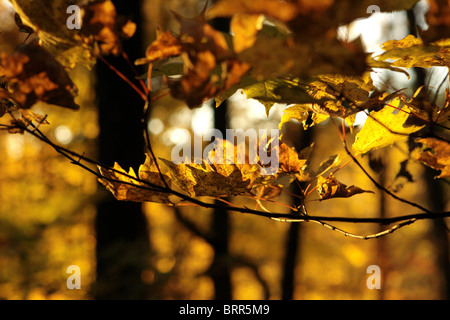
[4,121,449,240]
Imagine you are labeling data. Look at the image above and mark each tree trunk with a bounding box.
[208,12,233,300]
[407,7,450,300]
[281,127,314,300]
[93,0,152,299]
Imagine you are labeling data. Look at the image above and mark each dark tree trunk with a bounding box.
[281,128,314,300]
[209,99,232,300]
[93,0,151,299]
[407,7,450,300]
[209,12,233,300]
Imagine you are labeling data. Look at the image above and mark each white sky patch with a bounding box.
[191,102,214,136]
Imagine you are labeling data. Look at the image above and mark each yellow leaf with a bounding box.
[206,0,299,22]
[277,141,307,174]
[352,98,425,155]
[98,159,172,204]
[230,13,264,53]
[376,34,450,69]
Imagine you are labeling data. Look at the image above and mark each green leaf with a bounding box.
[242,78,323,116]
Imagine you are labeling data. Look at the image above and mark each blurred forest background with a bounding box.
[0,0,449,300]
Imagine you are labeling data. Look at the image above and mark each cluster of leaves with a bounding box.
[1,0,449,216]
[124,0,449,204]
[1,0,136,126]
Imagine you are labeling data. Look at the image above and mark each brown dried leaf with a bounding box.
[416,138,450,178]
[82,0,136,56]
[98,159,172,204]
[0,42,79,110]
[135,29,182,65]
[160,159,251,198]
[317,173,374,200]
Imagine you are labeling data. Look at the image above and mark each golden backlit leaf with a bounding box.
[277,141,307,174]
[352,98,425,155]
[98,159,172,204]
[160,159,251,198]
[206,0,299,22]
[375,35,450,69]
[317,173,374,201]
[416,138,450,178]
[230,13,265,53]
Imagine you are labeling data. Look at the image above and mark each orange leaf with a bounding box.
[0,42,79,110]
[416,138,450,178]
[317,174,374,200]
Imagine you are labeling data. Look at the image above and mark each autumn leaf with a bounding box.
[352,98,425,155]
[416,138,450,178]
[230,13,265,53]
[134,29,182,89]
[81,0,137,56]
[315,154,347,177]
[136,30,182,65]
[317,173,374,201]
[420,0,450,43]
[242,77,322,116]
[160,158,251,198]
[0,42,79,110]
[98,156,173,203]
[138,7,251,106]
[206,0,300,23]
[10,0,96,69]
[276,141,307,174]
[10,0,136,68]
[375,35,450,69]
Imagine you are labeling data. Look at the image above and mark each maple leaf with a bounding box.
[138,6,251,107]
[10,0,96,69]
[242,78,322,116]
[415,138,450,178]
[10,0,136,68]
[279,104,328,130]
[317,173,374,201]
[375,35,450,69]
[160,159,251,198]
[0,42,79,110]
[352,98,425,155]
[276,141,307,174]
[315,154,346,177]
[98,155,173,203]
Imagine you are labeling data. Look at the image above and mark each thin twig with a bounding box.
[271,216,417,240]
[5,122,450,240]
